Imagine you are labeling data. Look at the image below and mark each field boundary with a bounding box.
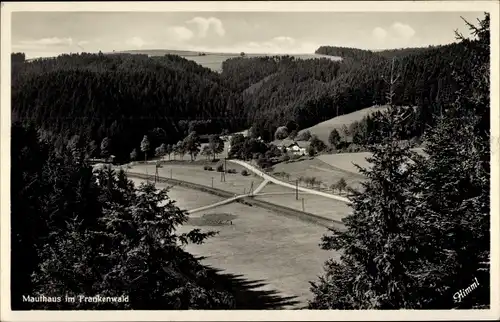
[310,163,366,179]
[126,172,345,230]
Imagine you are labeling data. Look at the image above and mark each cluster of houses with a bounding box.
[225,129,310,156]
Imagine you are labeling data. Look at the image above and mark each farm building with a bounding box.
[273,139,309,156]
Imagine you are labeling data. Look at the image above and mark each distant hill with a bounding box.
[115,49,341,72]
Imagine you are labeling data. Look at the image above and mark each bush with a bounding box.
[241,169,250,176]
[264,166,274,173]
[280,154,290,162]
[296,130,312,141]
[216,164,224,172]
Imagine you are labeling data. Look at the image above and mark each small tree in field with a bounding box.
[310,135,327,153]
[307,145,316,157]
[336,178,347,194]
[201,145,212,161]
[165,144,173,160]
[328,129,341,149]
[296,130,312,141]
[130,148,138,161]
[140,135,150,163]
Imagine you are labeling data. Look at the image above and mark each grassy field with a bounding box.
[271,157,365,191]
[254,184,352,222]
[317,148,426,175]
[175,201,339,308]
[297,105,390,143]
[116,49,341,72]
[127,162,263,196]
[128,177,225,210]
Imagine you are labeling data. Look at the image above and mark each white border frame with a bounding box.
[1,1,499,321]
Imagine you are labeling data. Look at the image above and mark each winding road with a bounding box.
[228,159,352,204]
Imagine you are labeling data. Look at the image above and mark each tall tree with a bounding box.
[328,129,341,149]
[208,134,224,161]
[141,135,150,163]
[409,13,490,309]
[100,137,111,159]
[183,132,201,161]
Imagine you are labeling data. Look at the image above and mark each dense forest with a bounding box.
[12,53,243,162]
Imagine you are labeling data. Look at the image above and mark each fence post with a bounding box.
[295,179,299,200]
[302,198,305,212]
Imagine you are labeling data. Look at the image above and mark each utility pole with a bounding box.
[295,179,299,200]
[170,168,172,179]
[250,181,254,196]
[211,177,214,188]
[223,157,227,182]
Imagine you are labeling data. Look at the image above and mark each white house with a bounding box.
[273,139,309,156]
[287,142,307,156]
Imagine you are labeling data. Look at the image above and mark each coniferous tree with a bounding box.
[328,129,341,149]
[309,13,490,309]
[410,13,490,309]
[100,137,111,159]
[130,148,138,161]
[141,135,150,163]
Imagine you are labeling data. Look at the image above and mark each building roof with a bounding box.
[272,139,310,148]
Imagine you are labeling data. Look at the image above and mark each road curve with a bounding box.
[228,159,352,204]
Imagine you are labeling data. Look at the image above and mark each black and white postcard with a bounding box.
[1,1,499,321]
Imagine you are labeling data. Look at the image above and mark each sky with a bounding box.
[11,11,485,59]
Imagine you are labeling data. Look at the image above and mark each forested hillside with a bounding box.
[219,41,475,141]
[12,53,243,161]
[12,19,482,158]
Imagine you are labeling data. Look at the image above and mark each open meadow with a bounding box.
[175,201,339,308]
[128,177,225,211]
[254,183,352,222]
[127,162,263,195]
[317,148,426,174]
